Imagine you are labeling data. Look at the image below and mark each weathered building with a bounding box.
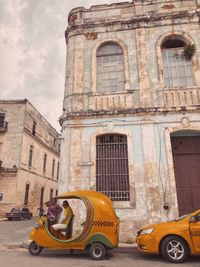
[0,99,60,217]
[59,0,200,242]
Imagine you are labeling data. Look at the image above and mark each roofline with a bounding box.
[0,98,60,134]
[0,99,28,104]
[68,1,133,17]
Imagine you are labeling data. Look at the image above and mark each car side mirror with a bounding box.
[189,216,196,223]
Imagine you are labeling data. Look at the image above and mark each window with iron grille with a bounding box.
[96,42,125,92]
[0,114,5,127]
[96,134,130,201]
[162,39,194,87]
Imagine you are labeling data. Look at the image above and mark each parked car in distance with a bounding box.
[136,208,200,263]
[6,208,32,221]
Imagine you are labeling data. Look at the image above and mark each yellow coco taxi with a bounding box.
[136,209,200,263]
[28,190,119,260]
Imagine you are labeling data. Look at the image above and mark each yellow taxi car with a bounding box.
[136,209,200,263]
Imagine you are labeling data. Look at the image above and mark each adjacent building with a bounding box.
[59,0,200,242]
[0,99,60,217]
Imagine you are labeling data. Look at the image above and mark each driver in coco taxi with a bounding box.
[51,200,73,237]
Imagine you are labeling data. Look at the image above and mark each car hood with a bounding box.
[139,217,188,231]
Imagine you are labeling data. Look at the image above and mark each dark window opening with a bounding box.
[57,162,59,180]
[40,187,45,206]
[50,189,53,199]
[0,114,7,130]
[96,134,130,201]
[24,183,30,206]
[43,154,47,173]
[28,146,33,167]
[0,114,5,127]
[52,159,55,178]
[32,121,36,136]
[162,39,185,49]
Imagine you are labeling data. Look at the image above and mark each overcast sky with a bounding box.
[0,0,126,131]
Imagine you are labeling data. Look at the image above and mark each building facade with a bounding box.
[0,99,60,217]
[59,0,200,242]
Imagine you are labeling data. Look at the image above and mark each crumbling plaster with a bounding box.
[60,0,200,241]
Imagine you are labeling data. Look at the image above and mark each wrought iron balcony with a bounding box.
[0,122,8,132]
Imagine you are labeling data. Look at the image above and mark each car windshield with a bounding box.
[11,208,21,213]
[174,214,188,221]
[174,208,200,221]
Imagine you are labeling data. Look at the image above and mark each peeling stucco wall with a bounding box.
[60,0,200,242]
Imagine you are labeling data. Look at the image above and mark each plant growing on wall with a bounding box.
[184,43,196,60]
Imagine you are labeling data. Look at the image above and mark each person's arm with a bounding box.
[59,208,68,224]
[55,204,63,216]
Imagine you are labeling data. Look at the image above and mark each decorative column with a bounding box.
[142,122,162,222]
[135,28,152,107]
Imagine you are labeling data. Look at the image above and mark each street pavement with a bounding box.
[0,218,199,267]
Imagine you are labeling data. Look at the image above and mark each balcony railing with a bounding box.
[156,87,200,107]
[63,87,200,115]
[0,122,8,132]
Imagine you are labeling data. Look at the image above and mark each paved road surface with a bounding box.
[0,219,199,267]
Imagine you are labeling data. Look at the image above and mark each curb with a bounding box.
[9,240,137,250]
[0,218,7,222]
[118,243,137,248]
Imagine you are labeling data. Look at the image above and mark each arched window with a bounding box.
[96,42,125,92]
[161,38,194,87]
[96,134,130,201]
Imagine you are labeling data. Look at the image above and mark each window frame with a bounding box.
[161,41,195,88]
[156,32,199,89]
[91,38,130,93]
[96,42,125,93]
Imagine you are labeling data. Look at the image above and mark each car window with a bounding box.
[11,208,21,213]
[195,213,200,222]
[23,208,29,212]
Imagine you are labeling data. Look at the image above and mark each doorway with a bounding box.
[171,133,200,215]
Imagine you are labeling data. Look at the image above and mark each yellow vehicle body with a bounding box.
[136,209,200,263]
[29,190,119,260]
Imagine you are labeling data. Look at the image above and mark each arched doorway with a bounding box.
[171,131,200,215]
